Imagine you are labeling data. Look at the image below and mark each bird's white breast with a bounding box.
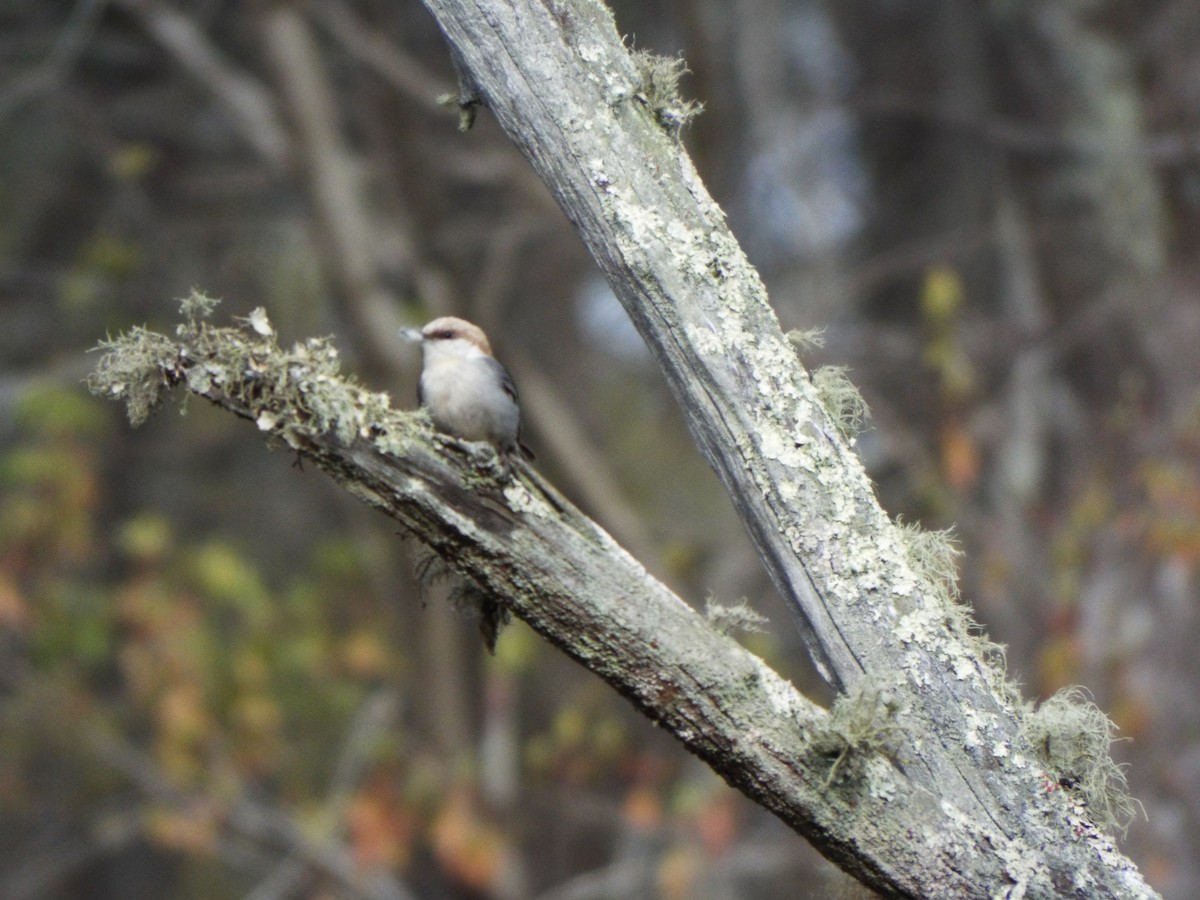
[420,342,519,447]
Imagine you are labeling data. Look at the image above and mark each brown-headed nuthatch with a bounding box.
[402,316,532,461]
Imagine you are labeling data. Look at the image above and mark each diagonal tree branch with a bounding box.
[402,0,1153,896]
[89,304,1151,897]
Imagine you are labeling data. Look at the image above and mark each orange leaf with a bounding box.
[0,576,30,632]
[939,422,980,491]
[144,803,218,856]
[431,790,505,890]
[657,846,700,900]
[695,794,737,856]
[347,790,412,870]
[622,785,663,831]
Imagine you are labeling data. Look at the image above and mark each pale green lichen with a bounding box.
[810,680,910,788]
[87,325,180,426]
[437,89,480,132]
[178,287,220,325]
[629,49,703,136]
[785,326,826,354]
[899,518,1029,718]
[813,365,870,443]
[1021,687,1144,836]
[88,292,417,456]
[704,596,769,636]
[752,657,808,721]
[898,522,962,604]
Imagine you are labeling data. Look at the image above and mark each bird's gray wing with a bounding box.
[483,356,534,459]
[483,356,519,405]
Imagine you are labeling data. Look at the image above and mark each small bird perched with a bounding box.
[402,316,532,461]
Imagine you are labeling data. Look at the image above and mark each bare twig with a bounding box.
[305,0,453,112]
[114,0,290,168]
[0,0,108,122]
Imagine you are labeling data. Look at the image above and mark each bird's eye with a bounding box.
[432,330,454,340]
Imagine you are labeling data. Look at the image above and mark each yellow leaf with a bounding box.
[1036,636,1082,696]
[657,846,700,900]
[231,691,282,737]
[157,683,210,742]
[341,630,390,677]
[920,265,964,324]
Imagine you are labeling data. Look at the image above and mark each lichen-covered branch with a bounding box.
[406,0,1155,896]
[88,301,1150,897]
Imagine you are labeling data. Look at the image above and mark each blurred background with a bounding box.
[2,1,1199,897]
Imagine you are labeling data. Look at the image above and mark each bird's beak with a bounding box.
[400,327,423,342]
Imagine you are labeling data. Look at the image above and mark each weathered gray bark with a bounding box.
[409,1,1155,897]
[87,0,1158,894]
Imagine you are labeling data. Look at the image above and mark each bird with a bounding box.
[402,316,533,461]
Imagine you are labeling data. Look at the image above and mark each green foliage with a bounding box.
[488,618,540,674]
[0,385,422,874]
[12,384,109,437]
[117,513,173,563]
[31,581,116,674]
[0,387,108,572]
[4,362,687,896]
[60,230,144,312]
[190,541,272,622]
[919,265,976,402]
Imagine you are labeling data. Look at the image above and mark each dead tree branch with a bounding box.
[88,299,1151,897]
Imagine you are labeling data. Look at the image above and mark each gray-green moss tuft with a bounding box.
[810,680,909,788]
[898,521,961,605]
[785,327,826,355]
[813,365,870,442]
[630,50,703,136]
[1022,687,1144,836]
[704,596,769,636]
[87,326,180,426]
[87,292,415,453]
